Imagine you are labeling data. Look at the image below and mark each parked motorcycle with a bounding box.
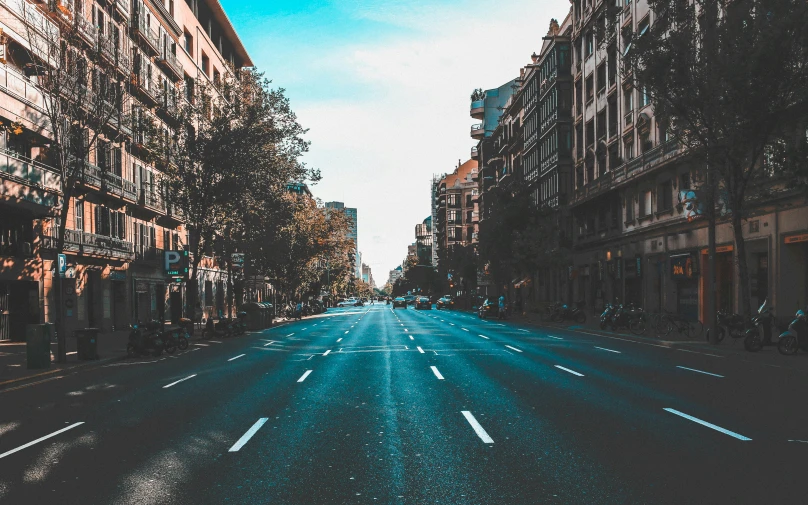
[777,308,808,355]
[743,300,774,352]
[233,312,248,336]
[203,317,233,339]
[600,303,645,335]
[127,323,164,357]
[705,310,752,343]
[600,304,616,330]
[551,300,587,324]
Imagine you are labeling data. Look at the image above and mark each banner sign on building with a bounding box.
[784,233,808,244]
[671,253,698,279]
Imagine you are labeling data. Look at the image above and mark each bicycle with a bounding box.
[657,313,703,339]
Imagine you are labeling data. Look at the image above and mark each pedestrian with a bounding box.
[194,302,203,331]
[498,294,506,320]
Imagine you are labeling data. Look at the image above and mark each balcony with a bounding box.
[156,50,183,81]
[470,146,479,160]
[0,148,61,209]
[132,12,160,55]
[76,15,97,47]
[98,31,116,64]
[470,123,485,139]
[134,246,164,265]
[470,99,485,120]
[77,159,103,189]
[572,141,682,205]
[157,89,180,123]
[132,70,160,105]
[102,170,138,202]
[43,229,135,260]
[115,0,130,18]
[139,188,166,214]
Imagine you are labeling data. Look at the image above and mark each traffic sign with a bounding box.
[58,254,67,276]
[165,250,189,278]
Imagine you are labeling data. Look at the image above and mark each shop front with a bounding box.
[671,251,699,322]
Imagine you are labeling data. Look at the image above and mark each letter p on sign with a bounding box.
[165,251,181,273]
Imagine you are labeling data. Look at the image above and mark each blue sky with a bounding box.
[220,0,571,282]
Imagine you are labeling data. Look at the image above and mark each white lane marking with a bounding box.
[496,324,505,327]
[461,411,494,444]
[788,439,808,443]
[0,422,85,460]
[163,374,197,388]
[595,346,621,354]
[577,330,670,349]
[417,346,424,353]
[663,408,751,441]
[194,343,209,347]
[478,334,490,339]
[323,349,331,356]
[228,418,269,452]
[676,348,724,358]
[336,338,343,342]
[286,333,295,337]
[676,366,724,378]
[66,351,77,356]
[344,331,349,334]
[518,329,530,333]
[461,328,470,332]
[449,323,455,326]
[209,340,223,344]
[547,335,564,340]
[263,341,276,347]
[228,354,246,362]
[301,328,308,331]
[430,366,445,380]
[404,329,408,332]
[554,365,584,377]
[504,345,523,353]
[440,320,445,322]
[297,370,313,382]
[409,335,414,340]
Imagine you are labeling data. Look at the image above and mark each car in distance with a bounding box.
[392,297,408,309]
[415,297,431,310]
[478,299,498,319]
[436,296,454,310]
[402,295,417,306]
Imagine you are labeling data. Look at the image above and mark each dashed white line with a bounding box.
[594,346,621,354]
[409,335,414,340]
[478,334,490,339]
[297,370,313,382]
[504,345,523,353]
[430,366,445,380]
[209,340,223,344]
[0,422,85,460]
[449,323,455,326]
[228,418,269,452]
[337,338,343,342]
[323,349,331,356]
[518,329,530,333]
[163,374,197,388]
[546,335,564,340]
[417,346,424,353]
[461,328,470,332]
[554,365,584,377]
[228,354,246,362]
[194,343,209,347]
[404,329,408,332]
[286,333,295,337]
[344,331,349,334]
[663,408,751,441]
[676,366,724,378]
[461,411,494,444]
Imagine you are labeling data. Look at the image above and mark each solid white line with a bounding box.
[504,345,523,353]
[336,338,342,342]
[163,374,197,388]
[478,334,490,339]
[554,365,584,377]
[594,346,621,354]
[676,366,724,378]
[0,422,85,460]
[663,408,751,441]
[461,411,494,444]
[297,370,313,382]
[409,335,414,340]
[323,349,331,356]
[228,418,269,452]
[461,328,470,332]
[430,366,445,380]
[417,346,424,353]
[228,354,246,362]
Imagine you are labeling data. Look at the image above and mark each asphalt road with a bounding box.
[0,304,806,504]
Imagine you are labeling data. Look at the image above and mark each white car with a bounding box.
[337,298,357,307]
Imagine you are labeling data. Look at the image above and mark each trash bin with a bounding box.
[73,328,100,360]
[26,324,52,370]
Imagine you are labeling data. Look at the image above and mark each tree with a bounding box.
[15,4,130,362]
[619,0,808,332]
[154,68,314,314]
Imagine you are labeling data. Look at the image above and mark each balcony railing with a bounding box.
[76,15,97,46]
[470,146,479,159]
[134,245,164,264]
[157,50,183,80]
[0,63,45,111]
[115,0,130,18]
[140,188,166,213]
[102,170,138,202]
[0,147,61,207]
[45,229,135,260]
[470,99,484,119]
[133,12,160,55]
[98,31,116,63]
[470,123,485,138]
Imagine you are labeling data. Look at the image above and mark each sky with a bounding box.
[219,0,571,282]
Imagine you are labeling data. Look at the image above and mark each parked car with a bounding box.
[337,298,357,307]
[392,297,408,309]
[415,297,431,310]
[403,295,417,306]
[354,299,365,307]
[478,299,498,319]
[436,296,454,310]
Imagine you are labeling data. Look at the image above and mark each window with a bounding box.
[640,132,652,153]
[213,68,221,87]
[184,74,194,102]
[184,29,193,54]
[585,32,594,57]
[597,63,606,93]
[638,16,650,37]
[448,227,456,239]
[624,139,634,160]
[75,200,84,231]
[201,51,210,77]
[658,180,673,212]
[640,190,652,217]
[586,120,594,147]
[624,89,633,113]
[639,86,650,107]
[625,194,635,222]
[679,172,691,190]
[585,75,594,102]
[169,0,175,17]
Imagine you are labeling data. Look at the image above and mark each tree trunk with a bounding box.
[55,197,71,363]
[706,160,719,345]
[731,213,753,317]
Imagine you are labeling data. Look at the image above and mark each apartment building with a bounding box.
[434,159,478,273]
[0,0,251,340]
[567,0,808,323]
[415,216,432,266]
